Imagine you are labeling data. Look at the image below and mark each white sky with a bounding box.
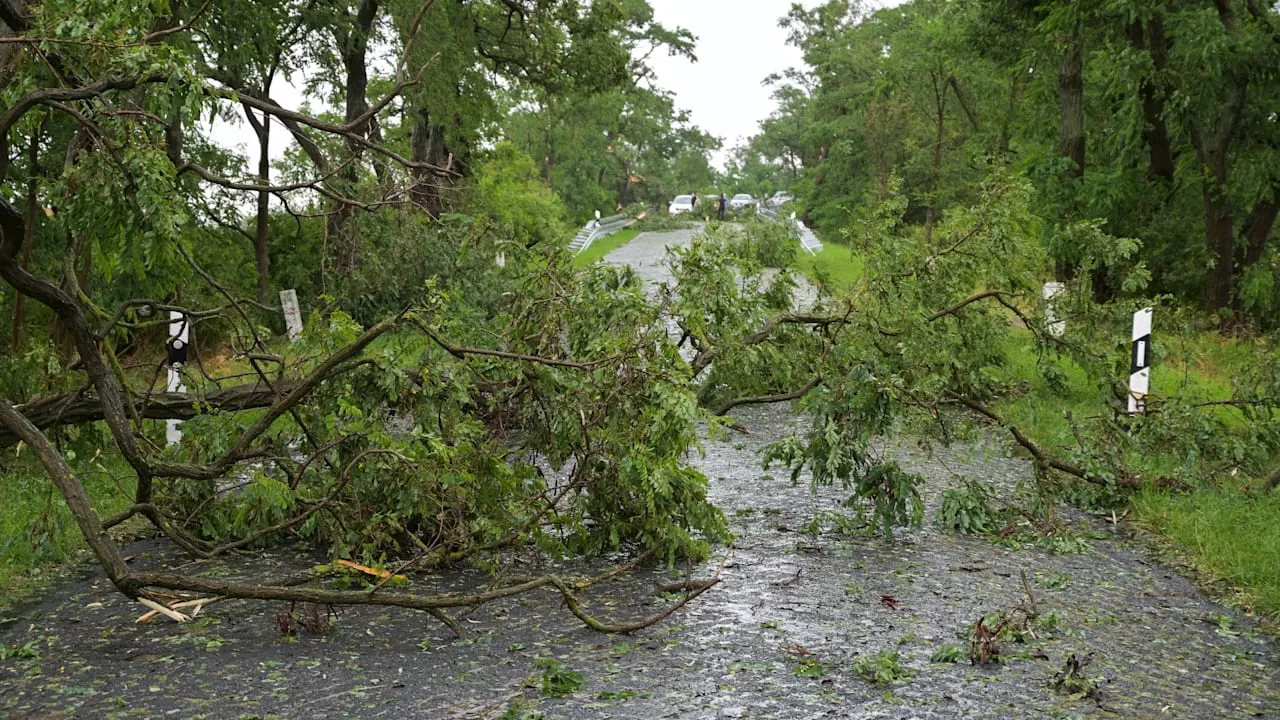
[645,0,902,168]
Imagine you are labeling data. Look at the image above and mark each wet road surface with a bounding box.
[1,229,1276,719]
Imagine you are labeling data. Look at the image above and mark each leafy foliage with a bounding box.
[852,649,914,686]
[937,478,1002,535]
[532,658,585,697]
[929,645,964,664]
[742,0,1280,325]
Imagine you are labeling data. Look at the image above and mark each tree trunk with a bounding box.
[244,101,272,305]
[1056,35,1085,283]
[1058,42,1085,181]
[328,0,379,277]
[1241,195,1278,269]
[410,111,448,218]
[1202,152,1236,316]
[947,76,980,133]
[544,96,555,188]
[11,128,36,351]
[998,75,1022,156]
[1131,17,1177,182]
[924,71,948,246]
[1146,18,1172,180]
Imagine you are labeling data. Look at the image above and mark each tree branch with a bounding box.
[713,376,822,416]
[928,290,1016,321]
[2,381,296,448]
[691,312,848,376]
[951,394,1100,483]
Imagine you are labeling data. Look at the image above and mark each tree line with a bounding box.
[731,0,1279,328]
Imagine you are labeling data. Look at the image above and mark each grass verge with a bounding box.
[0,451,134,611]
[993,329,1280,619]
[572,227,641,267]
[795,244,863,290]
[1135,489,1280,617]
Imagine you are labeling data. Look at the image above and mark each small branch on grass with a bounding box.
[553,554,727,634]
[136,597,190,623]
[951,394,1102,483]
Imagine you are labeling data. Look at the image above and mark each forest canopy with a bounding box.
[729,0,1280,328]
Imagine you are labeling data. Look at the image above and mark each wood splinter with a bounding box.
[136,597,191,623]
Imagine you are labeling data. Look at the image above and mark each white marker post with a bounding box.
[1129,307,1153,415]
[1042,282,1066,337]
[165,311,189,446]
[280,289,304,341]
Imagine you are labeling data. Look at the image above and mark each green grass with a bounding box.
[0,452,135,608]
[795,244,863,290]
[992,329,1280,618]
[572,227,641,267]
[1135,488,1280,617]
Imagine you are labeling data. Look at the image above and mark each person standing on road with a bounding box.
[690,191,698,212]
[717,193,727,220]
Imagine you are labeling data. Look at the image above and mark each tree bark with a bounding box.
[1,381,295,448]
[328,0,379,277]
[924,71,948,246]
[1241,194,1278,269]
[1202,152,1236,315]
[1126,17,1177,181]
[11,127,37,351]
[1196,0,1251,319]
[947,76,980,133]
[1058,41,1085,181]
[1056,33,1085,283]
[410,110,448,218]
[243,100,272,305]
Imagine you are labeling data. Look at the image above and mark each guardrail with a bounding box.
[758,203,822,255]
[569,213,634,254]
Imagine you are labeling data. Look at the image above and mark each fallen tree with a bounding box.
[3,382,292,448]
[0,0,728,635]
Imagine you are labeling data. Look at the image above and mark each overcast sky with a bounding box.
[645,0,901,167]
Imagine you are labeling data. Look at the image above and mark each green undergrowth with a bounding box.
[572,227,640,267]
[993,330,1280,619]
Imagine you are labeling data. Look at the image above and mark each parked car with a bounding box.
[729,193,756,211]
[768,193,794,207]
[668,195,694,216]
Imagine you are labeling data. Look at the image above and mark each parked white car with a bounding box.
[729,193,756,211]
[769,193,794,207]
[668,195,694,215]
